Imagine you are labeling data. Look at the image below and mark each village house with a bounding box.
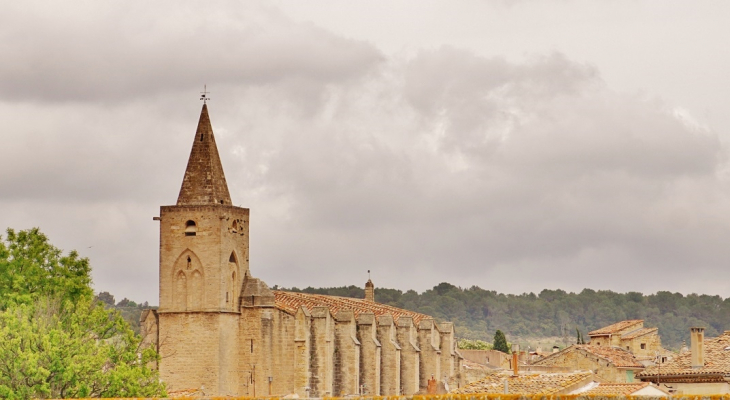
[140,103,463,397]
[531,344,645,383]
[639,327,730,395]
[588,319,672,365]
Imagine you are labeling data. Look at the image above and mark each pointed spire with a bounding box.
[177,104,232,206]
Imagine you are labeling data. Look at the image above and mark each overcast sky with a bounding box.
[2,1,730,303]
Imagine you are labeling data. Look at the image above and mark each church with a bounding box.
[141,103,463,397]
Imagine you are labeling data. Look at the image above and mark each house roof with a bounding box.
[533,345,644,369]
[579,382,654,396]
[621,327,658,340]
[639,331,730,379]
[589,320,643,336]
[453,371,593,395]
[273,290,430,324]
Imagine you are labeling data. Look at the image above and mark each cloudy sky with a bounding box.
[2,1,730,303]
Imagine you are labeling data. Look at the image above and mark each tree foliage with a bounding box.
[457,339,492,350]
[0,228,165,399]
[289,283,730,350]
[0,228,92,309]
[493,329,510,353]
[0,297,164,399]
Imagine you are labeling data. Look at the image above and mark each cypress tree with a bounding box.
[493,329,510,353]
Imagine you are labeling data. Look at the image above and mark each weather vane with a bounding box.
[200,84,210,103]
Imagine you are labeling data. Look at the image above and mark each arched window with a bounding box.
[185,220,197,236]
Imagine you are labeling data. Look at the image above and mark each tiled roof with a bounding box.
[579,345,644,368]
[454,371,593,395]
[534,345,644,369]
[273,290,430,324]
[580,382,652,396]
[639,331,730,379]
[589,320,643,336]
[621,327,658,340]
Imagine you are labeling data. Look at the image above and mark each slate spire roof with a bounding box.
[177,104,232,206]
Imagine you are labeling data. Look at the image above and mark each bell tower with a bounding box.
[156,103,247,395]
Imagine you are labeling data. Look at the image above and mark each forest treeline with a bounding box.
[281,282,729,351]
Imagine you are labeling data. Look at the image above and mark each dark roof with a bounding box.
[177,104,232,206]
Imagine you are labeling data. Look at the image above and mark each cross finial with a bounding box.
[200,84,210,104]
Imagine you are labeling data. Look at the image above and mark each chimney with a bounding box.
[690,327,705,368]
[552,345,559,353]
[512,344,519,376]
[365,279,375,302]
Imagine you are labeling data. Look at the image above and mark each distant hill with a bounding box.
[282,283,729,351]
[95,291,149,334]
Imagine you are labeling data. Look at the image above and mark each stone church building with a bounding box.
[141,104,463,397]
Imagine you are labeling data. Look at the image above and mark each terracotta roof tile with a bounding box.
[273,290,430,324]
[621,327,658,340]
[589,320,643,336]
[454,371,593,395]
[534,345,644,369]
[580,382,651,396]
[639,331,730,378]
[579,345,644,368]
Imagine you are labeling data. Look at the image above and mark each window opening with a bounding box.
[250,339,254,353]
[640,343,646,349]
[187,256,191,269]
[200,133,205,142]
[185,220,197,236]
[226,292,229,302]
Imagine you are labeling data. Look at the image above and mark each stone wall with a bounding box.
[357,313,382,395]
[418,319,441,391]
[334,311,360,396]
[534,347,639,383]
[397,317,420,395]
[622,332,662,358]
[158,312,239,396]
[377,315,401,395]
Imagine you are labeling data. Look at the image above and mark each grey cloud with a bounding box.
[240,48,730,296]
[0,2,382,103]
[2,4,729,302]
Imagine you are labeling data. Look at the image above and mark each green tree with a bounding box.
[0,296,165,399]
[458,339,492,350]
[0,228,92,309]
[96,291,115,307]
[0,227,166,399]
[493,329,510,353]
